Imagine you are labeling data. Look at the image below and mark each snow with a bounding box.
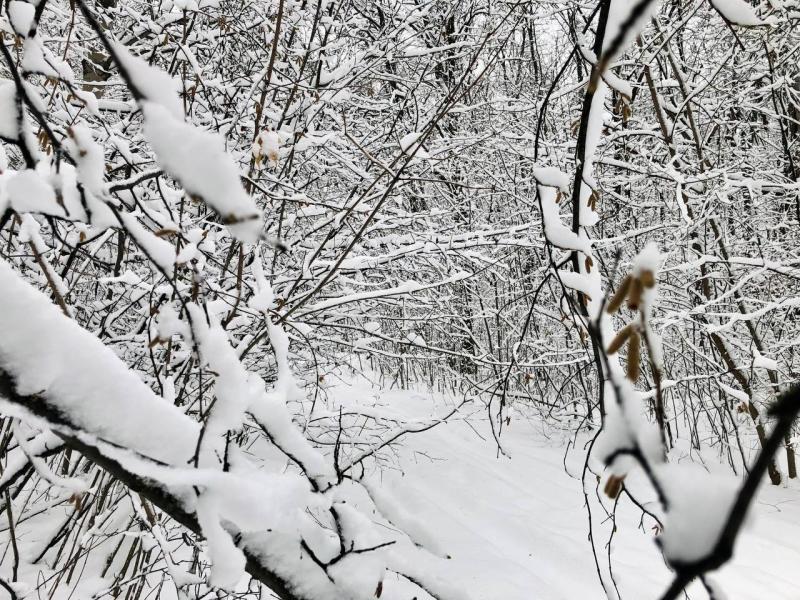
[2,169,58,215]
[632,241,662,275]
[402,41,468,57]
[17,214,69,303]
[3,346,800,600]
[399,132,431,159]
[719,382,750,403]
[558,269,596,300]
[108,42,263,241]
[22,38,74,82]
[753,348,779,371]
[188,305,255,437]
[327,501,387,594]
[709,0,767,26]
[0,79,20,139]
[66,123,106,197]
[361,478,447,557]
[0,258,198,465]
[319,58,358,86]
[72,89,100,115]
[656,463,739,565]
[252,130,281,167]
[399,132,421,152]
[537,185,591,253]
[299,272,470,316]
[196,492,248,590]
[364,321,381,334]
[1,3,798,598]
[8,1,34,36]
[117,210,176,277]
[12,421,88,493]
[187,294,333,488]
[633,241,661,322]
[0,429,61,489]
[595,375,664,469]
[532,166,570,190]
[603,0,661,59]
[327,379,800,600]
[113,42,183,118]
[142,102,263,241]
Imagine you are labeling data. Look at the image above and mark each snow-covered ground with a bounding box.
[338,379,800,600]
[5,376,799,600]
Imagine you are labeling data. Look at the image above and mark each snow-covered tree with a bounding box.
[1,0,799,597]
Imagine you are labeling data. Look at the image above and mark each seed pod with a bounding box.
[555,191,562,204]
[607,275,632,314]
[640,269,656,289]
[604,474,625,499]
[585,256,593,273]
[607,323,634,355]
[626,331,641,382]
[627,277,643,311]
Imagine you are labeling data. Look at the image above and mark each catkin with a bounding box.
[626,331,641,382]
[627,277,643,311]
[606,275,632,314]
[607,324,634,355]
[604,474,625,499]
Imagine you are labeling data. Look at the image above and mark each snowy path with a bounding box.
[348,384,800,600]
